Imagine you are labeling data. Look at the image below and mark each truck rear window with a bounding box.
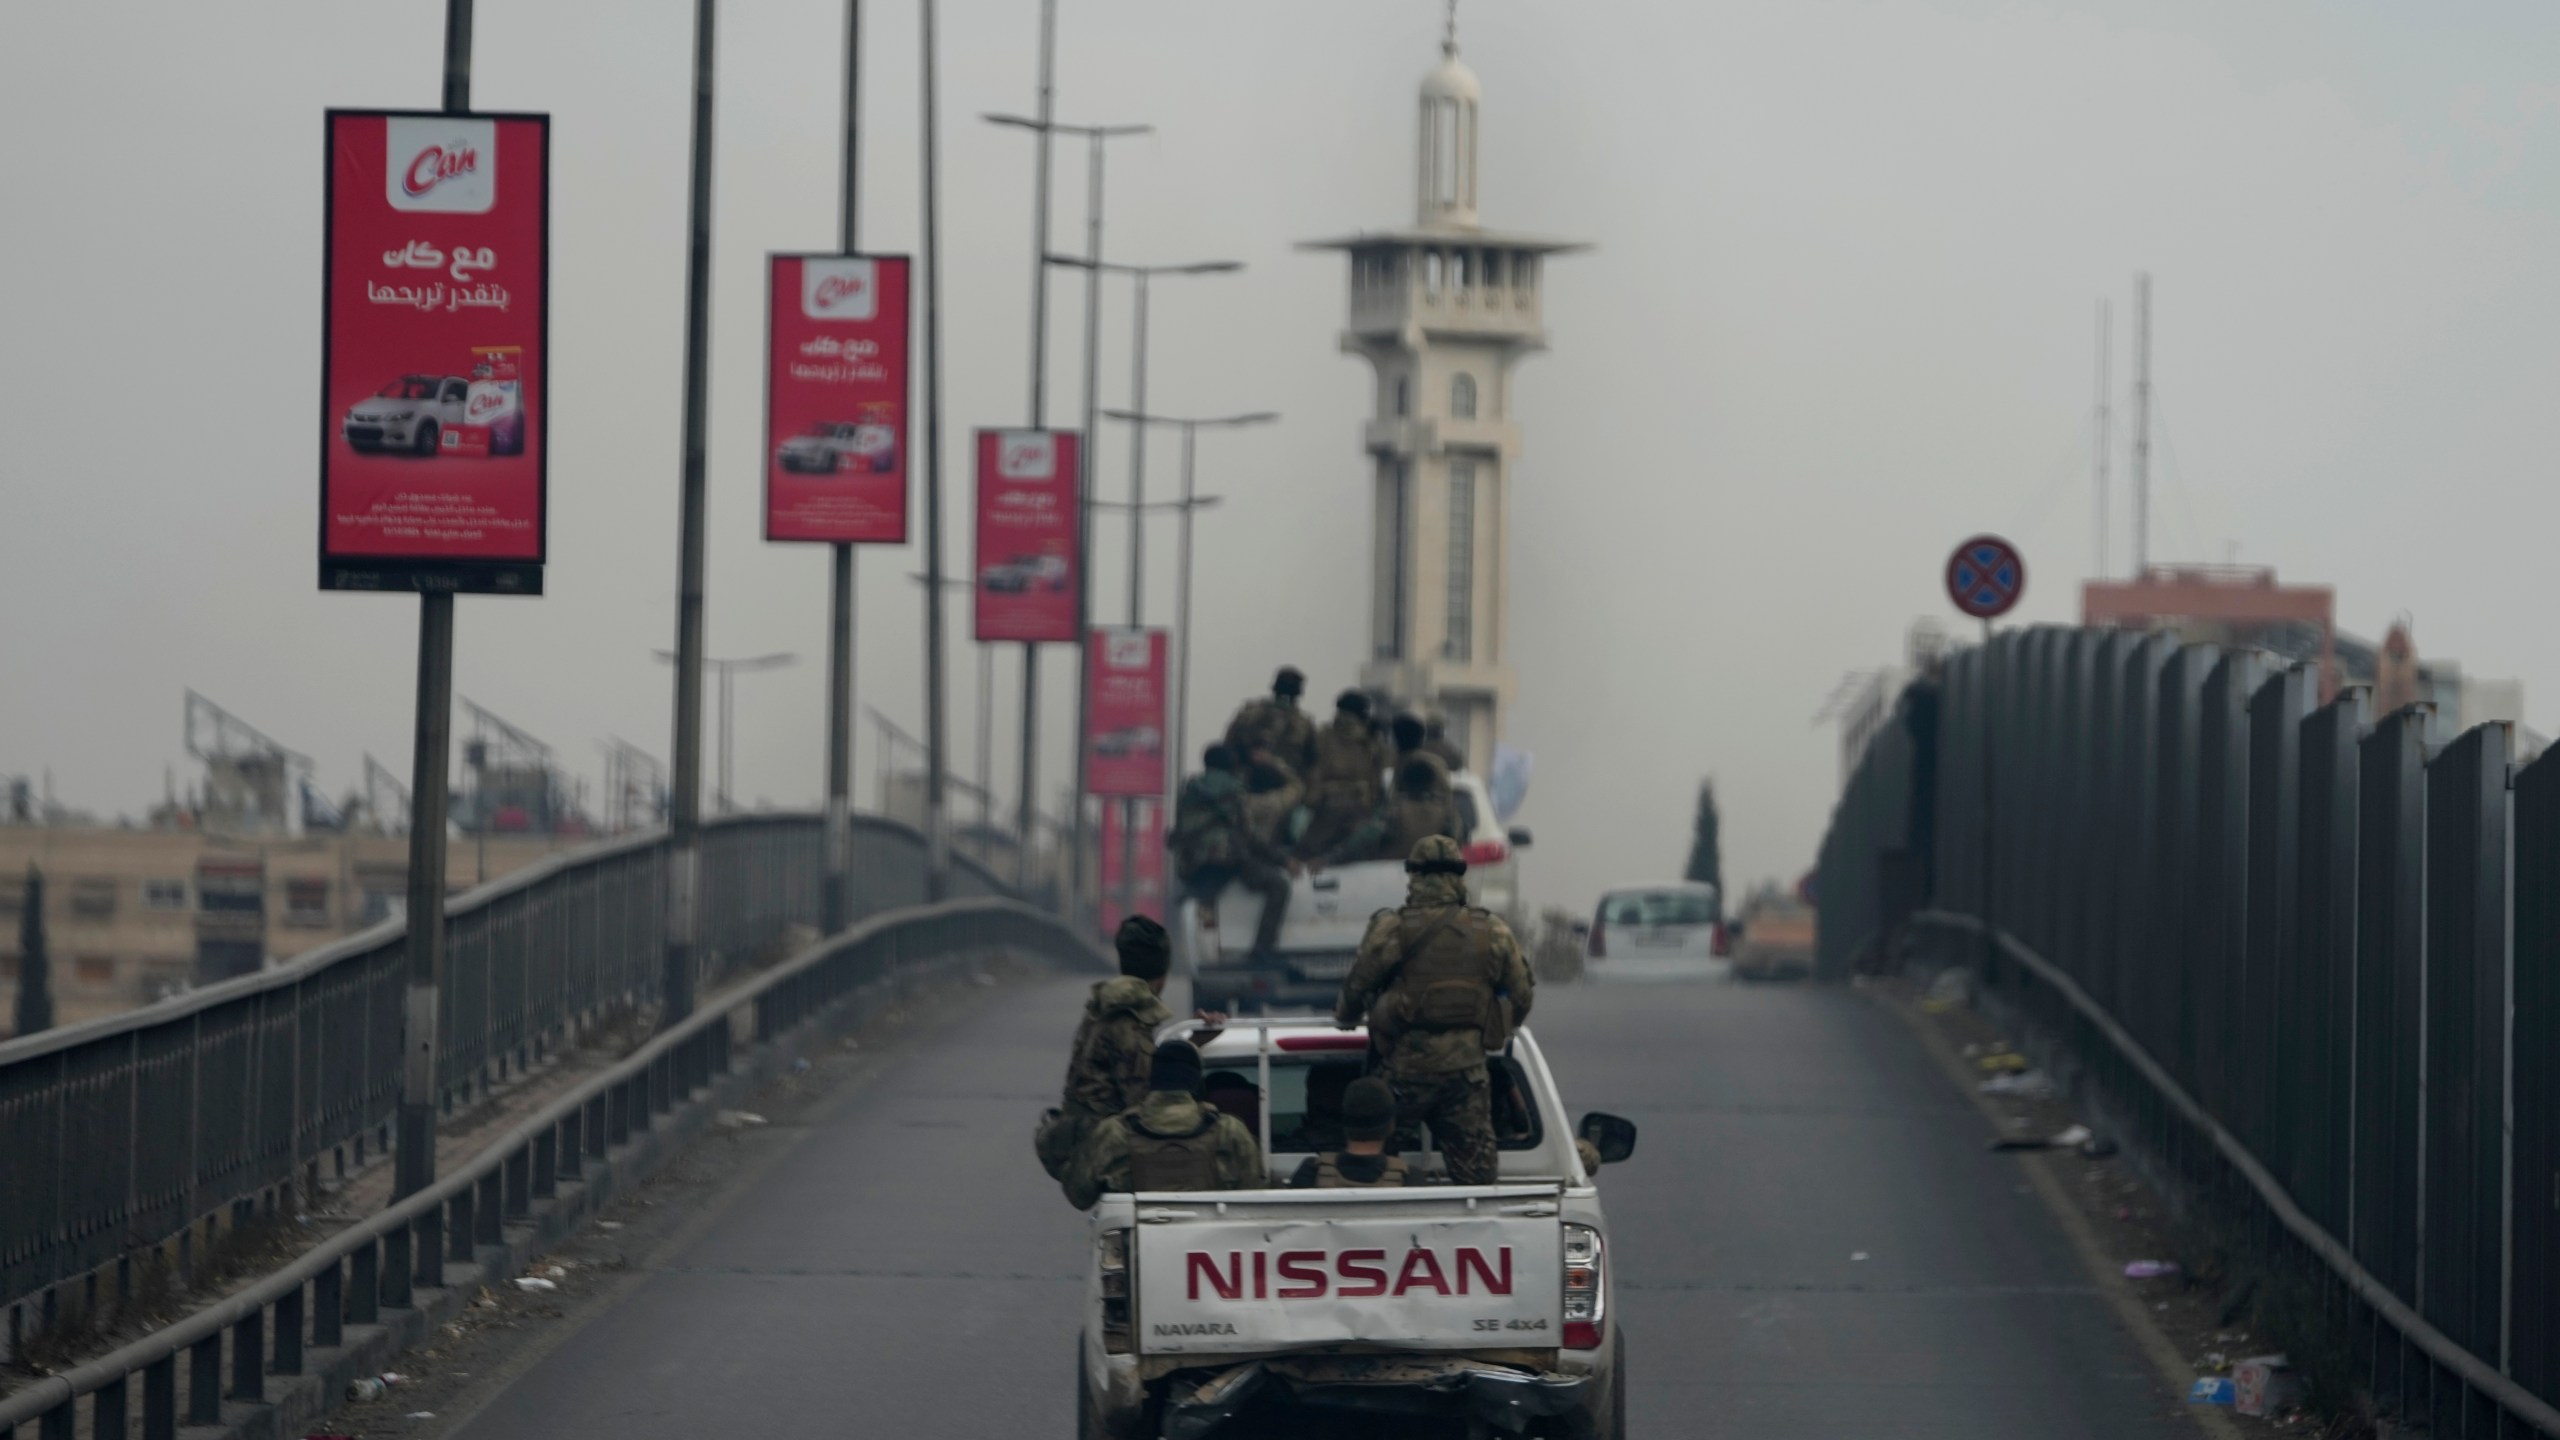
[1205,1055,1545,1155]
[1600,890,1715,926]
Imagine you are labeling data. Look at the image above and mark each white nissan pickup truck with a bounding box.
[1077,1017,1636,1439]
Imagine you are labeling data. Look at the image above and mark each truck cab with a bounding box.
[1077,1018,1633,1439]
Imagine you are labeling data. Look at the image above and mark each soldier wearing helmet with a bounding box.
[1330,835,1533,1185]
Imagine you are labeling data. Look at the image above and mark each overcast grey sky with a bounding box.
[4,0,2558,914]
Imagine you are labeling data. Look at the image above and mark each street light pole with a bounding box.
[655,651,798,815]
[1101,409,1274,815]
[663,0,718,1026]
[823,0,864,934]
[918,0,952,900]
[397,0,470,1202]
[1015,0,1057,893]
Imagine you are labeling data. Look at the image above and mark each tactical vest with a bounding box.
[1121,1110,1228,1191]
[1387,791,1454,854]
[1312,1153,1409,1188]
[1310,727,1382,801]
[1387,907,1502,1032]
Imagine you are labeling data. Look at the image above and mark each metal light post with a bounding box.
[655,651,797,814]
[395,0,473,1201]
[823,0,865,934]
[907,573,995,849]
[985,115,1150,918]
[1102,409,1275,803]
[662,0,719,1026]
[918,0,952,900]
[1049,257,1242,922]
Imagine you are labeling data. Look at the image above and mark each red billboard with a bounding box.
[973,429,1081,643]
[322,111,550,593]
[1099,797,1166,935]
[1086,628,1168,798]
[765,254,912,543]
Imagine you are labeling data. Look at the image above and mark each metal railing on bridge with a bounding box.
[0,813,1012,1329]
[0,894,1106,1439]
[1819,625,2558,1436]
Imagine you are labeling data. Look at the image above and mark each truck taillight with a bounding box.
[1099,1228,1133,1354]
[1587,920,1606,959]
[1562,1223,1605,1350]
[1461,838,1509,868]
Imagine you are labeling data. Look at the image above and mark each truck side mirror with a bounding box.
[1506,826,1533,849]
[1578,1112,1637,1165]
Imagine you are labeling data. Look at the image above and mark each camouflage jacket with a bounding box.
[1060,976,1172,1122]
[1171,769,1284,878]
[1224,698,1318,776]
[1334,875,1533,1076]
[1240,759,1309,851]
[1321,754,1460,866]
[1307,715,1391,810]
[1064,1091,1265,1209]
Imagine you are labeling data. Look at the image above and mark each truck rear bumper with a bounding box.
[1159,1356,1602,1439]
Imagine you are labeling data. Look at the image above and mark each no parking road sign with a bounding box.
[1946,535,2025,620]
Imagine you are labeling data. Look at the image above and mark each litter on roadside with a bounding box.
[598,1220,626,1230]
[404,1413,437,1422]
[2187,1377,2236,1407]
[1978,1070,2057,1099]
[2124,1260,2180,1279]
[2234,1355,2302,1417]
[1988,1123,2092,1152]
[347,1377,392,1402]
[717,1110,769,1128]
[1922,969,1972,1012]
[513,1276,558,1293]
[1975,1050,2029,1074]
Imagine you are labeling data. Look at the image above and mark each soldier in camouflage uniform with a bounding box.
[1298,691,1392,860]
[1287,1075,1409,1188]
[1332,836,1533,1185]
[1066,1040,1266,1208]
[1240,753,1309,854]
[1046,917,1225,1172]
[1320,751,1462,867]
[1420,713,1468,774]
[1223,666,1319,778]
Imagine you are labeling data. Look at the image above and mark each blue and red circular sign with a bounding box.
[1946,535,2025,619]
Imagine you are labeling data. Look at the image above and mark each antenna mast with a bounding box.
[2095,300,2110,580]
[2131,272,2152,576]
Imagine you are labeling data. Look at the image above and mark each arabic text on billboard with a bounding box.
[766,254,913,543]
[974,429,1081,643]
[322,110,549,593]
[1086,628,1167,798]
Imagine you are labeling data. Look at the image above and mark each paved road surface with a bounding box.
[444,971,2195,1438]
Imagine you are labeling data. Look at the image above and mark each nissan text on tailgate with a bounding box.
[1078,1018,1636,1439]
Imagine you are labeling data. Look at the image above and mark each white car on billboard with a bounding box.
[344,375,468,456]
[777,420,896,475]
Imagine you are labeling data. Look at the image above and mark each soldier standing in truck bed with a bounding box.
[1332,836,1532,1186]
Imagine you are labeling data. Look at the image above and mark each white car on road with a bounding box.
[1582,882,1723,981]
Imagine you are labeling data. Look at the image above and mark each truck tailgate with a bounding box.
[1131,1189,1564,1356]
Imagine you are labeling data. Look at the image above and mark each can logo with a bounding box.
[802,258,879,321]
[385,117,497,213]
[1105,632,1151,669]
[997,432,1056,479]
